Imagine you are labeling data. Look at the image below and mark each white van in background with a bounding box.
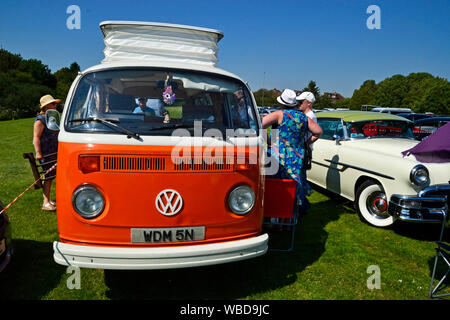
[370,107,412,115]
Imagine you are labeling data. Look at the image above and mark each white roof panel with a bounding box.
[99,21,224,67]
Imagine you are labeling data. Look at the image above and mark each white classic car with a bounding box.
[308,111,450,227]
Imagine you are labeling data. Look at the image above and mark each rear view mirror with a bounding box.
[45,109,61,131]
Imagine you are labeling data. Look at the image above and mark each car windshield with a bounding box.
[346,120,414,139]
[66,68,258,136]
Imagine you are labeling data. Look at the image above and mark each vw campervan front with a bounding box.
[52,21,268,270]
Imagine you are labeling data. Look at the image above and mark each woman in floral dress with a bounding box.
[262,89,322,213]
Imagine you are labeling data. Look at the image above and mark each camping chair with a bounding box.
[23,152,57,189]
[429,197,449,298]
[263,178,298,252]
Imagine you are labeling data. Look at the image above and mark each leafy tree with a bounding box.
[0,49,22,72]
[54,63,79,99]
[373,74,408,108]
[0,49,80,120]
[70,62,80,73]
[414,77,450,115]
[18,58,56,89]
[350,80,377,110]
[402,73,435,110]
[334,98,352,109]
[303,81,320,97]
[253,88,278,106]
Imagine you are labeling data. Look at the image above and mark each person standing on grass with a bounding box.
[33,94,60,211]
[263,89,322,219]
[295,91,318,213]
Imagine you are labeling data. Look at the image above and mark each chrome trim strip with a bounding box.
[419,184,450,197]
[322,159,395,180]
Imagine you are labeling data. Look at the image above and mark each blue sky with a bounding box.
[0,0,449,97]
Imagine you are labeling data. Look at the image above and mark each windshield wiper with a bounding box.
[68,117,141,141]
[147,123,197,132]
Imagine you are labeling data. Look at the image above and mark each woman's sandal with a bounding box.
[42,203,56,211]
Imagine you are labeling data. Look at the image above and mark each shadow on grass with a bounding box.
[103,198,343,300]
[393,221,449,243]
[0,239,64,299]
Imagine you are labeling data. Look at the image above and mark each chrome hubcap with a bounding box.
[366,191,389,219]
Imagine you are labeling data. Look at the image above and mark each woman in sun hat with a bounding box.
[33,94,61,211]
[262,89,322,218]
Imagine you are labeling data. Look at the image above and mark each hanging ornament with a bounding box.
[162,85,176,105]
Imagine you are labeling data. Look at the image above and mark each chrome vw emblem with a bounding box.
[155,189,183,216]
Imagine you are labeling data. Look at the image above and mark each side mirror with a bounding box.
[45,109,61,131]
[332,134,341,141]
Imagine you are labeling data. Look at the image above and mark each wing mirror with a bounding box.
[45,109,61,131]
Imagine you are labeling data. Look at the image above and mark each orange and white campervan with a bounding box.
[52,21,270,269]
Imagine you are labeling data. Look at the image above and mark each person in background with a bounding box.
[263,89,322,219]
[296,91,318,213]
[133,97,156,115]
[33,94,60,211]
[231,89,251,128]
[296,91,317,148]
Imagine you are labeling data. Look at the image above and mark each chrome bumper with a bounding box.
[388,184,449,223]
[53,234,268,270]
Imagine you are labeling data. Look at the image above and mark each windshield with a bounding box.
[346,120,414,139]
[66,68,258,136]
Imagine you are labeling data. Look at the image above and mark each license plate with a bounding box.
[131,226,205,243]
[0,239,5,256]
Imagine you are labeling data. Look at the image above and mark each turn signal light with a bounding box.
[79,155,100,174]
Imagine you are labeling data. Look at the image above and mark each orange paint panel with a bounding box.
[56,142,264,247]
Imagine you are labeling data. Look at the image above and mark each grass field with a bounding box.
[0,117,448,300]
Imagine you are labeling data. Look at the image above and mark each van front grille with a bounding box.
[103,156,166,172]
[173,157,233,172]
[101,155,234,173]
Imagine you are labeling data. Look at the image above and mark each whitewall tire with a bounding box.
[356,181,395,227]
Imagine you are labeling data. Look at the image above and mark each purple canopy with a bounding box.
[402,122,450,163]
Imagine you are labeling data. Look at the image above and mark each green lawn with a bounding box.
[0,118,448,300]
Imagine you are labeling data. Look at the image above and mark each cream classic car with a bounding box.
[308,111,450,227]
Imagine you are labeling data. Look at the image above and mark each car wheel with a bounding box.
[356,181,395,227]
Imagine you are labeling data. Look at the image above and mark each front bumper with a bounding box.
[388,184,449,223]
[53,233,268,270]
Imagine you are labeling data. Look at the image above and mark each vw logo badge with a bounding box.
[155,189,183,216]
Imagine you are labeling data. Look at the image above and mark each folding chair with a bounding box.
[429,197,449,298]
[23,152,57,189]
[263,178,298,252]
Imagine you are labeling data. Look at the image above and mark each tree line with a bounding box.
[1,48,449,120]
[0,49,79,121]
[254,73,450,115]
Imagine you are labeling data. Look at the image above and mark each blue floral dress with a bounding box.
[270,109,312,208]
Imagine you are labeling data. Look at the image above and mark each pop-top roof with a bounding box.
[99,21,224,67]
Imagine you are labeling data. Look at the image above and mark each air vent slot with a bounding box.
[100,155,234,173]
[103,156,165,172]
[173,157,233,172]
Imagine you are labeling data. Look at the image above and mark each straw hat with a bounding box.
[39,94,61,109]
[276,89,298,107]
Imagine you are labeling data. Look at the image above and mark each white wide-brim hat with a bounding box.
[276,89,298,107]
[39,94,61,109]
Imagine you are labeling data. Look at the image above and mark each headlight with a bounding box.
[410,165,429,187]
[72,185,105,219]
[228,185,255,215]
